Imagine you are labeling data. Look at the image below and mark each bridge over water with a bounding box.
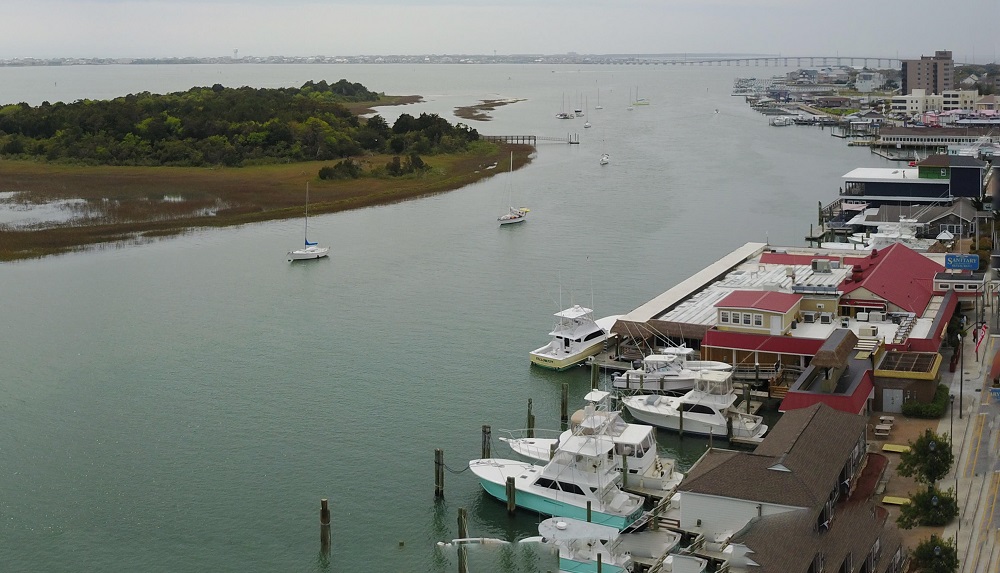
[608,55,902,68]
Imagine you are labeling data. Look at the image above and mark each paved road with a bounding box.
[945,333,1000,573]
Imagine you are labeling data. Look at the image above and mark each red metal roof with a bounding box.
[702,329,825,355]
[839,244,943,315]
[715,290,802,313]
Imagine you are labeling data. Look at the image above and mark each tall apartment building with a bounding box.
[901,50,954,95]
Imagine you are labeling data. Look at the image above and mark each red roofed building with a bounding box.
[838,244,943,316]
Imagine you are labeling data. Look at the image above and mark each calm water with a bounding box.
[0,64,894,571]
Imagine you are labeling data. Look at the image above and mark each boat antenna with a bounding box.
[588,255,594,311]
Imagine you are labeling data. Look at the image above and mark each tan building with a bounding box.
[901,50,954,95]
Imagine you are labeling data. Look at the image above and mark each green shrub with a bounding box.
[902,384,950,419]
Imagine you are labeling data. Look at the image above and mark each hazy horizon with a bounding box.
[1,0,997,64]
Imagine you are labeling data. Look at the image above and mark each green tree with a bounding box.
[911,535,959,573]
[896,487,958,528]
[897,429,953,488]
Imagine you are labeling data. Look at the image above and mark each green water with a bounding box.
[0,63,894,571]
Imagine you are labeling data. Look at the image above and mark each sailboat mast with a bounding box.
[304,181,309,242]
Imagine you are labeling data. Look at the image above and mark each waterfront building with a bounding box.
[672,403,905,573]
[836,155,987,207]
[611,243,960,398]
[901,50,954,95]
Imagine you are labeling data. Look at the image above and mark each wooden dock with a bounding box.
[481,134,582,145]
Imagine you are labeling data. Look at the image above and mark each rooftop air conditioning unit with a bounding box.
[869,311,883,322]
[860,325,878,337]
[820,313,833,325]
[857,312,869,322]
[802,311,816,323]
[811,259,832,273]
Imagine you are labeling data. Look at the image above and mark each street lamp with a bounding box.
[959,334,964,419]
[950,394,955,451]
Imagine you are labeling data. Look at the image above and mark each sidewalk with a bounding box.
[939,332,1000,573]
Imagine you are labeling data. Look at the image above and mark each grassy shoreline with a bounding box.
[0,142,535,261]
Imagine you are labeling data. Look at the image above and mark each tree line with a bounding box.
[0,79,480,167]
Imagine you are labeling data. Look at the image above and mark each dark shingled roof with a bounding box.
[731,500,903,573]
[680,404,866,508]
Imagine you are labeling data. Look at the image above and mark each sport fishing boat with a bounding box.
[469,430,646,530]
[529,305,619,370]
[500,390,684,493]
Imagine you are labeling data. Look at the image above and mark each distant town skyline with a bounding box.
[2,0,997,64]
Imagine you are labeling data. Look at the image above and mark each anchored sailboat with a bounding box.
[287,182,330,262]
[498,152,528,225]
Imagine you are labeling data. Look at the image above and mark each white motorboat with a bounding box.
[769,115,795,126]
[498,152,529,225]
[523,516,684,573]
[530,305,619,370]
[469,431,646,530]
[600,153,610,165]
[287,182,330,262]
[500,390,684,492]
[523,518,635,573]
[622,370,768,442]
[612,347,731,394]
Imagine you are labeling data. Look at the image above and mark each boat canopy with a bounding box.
[641,354,680,365]
[557,435,615,457]
[537,517,620,542]
[658,347,695,357]
[618,424,653,445]
[554,305,593,319]
[583,390,611,403]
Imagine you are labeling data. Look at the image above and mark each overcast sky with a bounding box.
[2,0,998,63]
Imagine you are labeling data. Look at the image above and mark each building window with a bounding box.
[732,312,741,324]
[754,314,763,326]
[743,313,751,325]
[720,311,729,324]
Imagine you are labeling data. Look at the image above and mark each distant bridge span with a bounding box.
[613,56,903,68]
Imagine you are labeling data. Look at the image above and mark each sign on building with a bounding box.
[945,254,979,270]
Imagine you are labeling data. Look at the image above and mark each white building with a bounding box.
[855,71,886,93]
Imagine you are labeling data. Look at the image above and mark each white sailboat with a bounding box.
[498,152,528,225]
[583,97,592,129]
[633,86,649,106]
[626,88,634,112]
[287,182,330,262]
[594,84,603,110]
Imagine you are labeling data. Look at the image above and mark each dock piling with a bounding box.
[560,384,569,429]
[622,453,629,488]
[505,476,516,514]
[587,501,592,523]
[527,399,534,439]
[320,498,331,555]
[481,425,491,459]
[590,360,598,389]
[458,507,469,573]
[435,448,445,498]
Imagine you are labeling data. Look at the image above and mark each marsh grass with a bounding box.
[0,143,533,260]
